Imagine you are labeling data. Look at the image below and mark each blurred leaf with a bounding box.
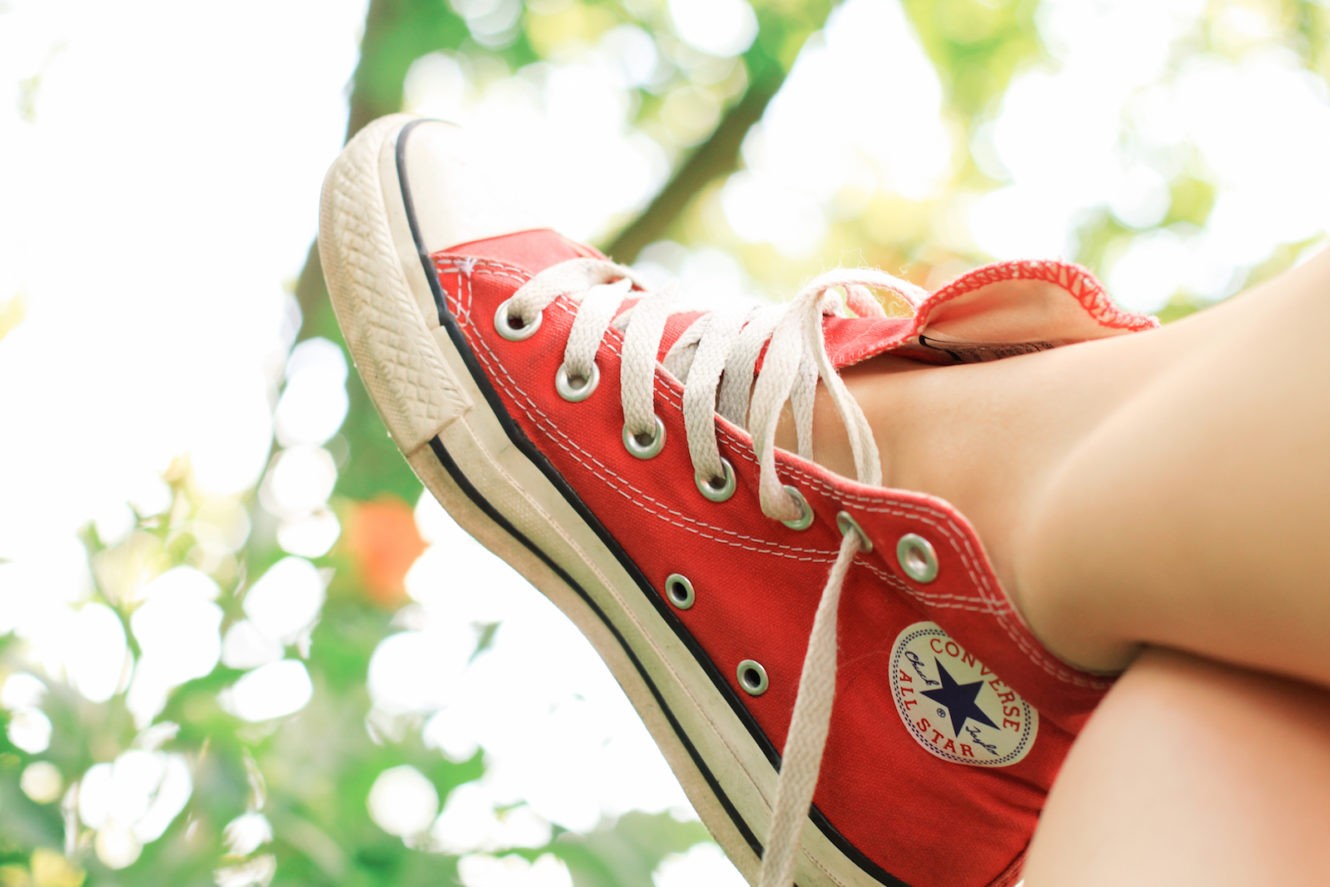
[0,775,64,854]
[28,850,84,887]
[900,0,1044,189]
[349,0,471,134]
[605,1,841,261]
[160,667,249,738]
[900,0,1044,120]
[469,621,501,664]
[305,595,392,694]
[1164,174,1217,228]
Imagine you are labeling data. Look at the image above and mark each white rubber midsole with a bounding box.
[319,116,888,887]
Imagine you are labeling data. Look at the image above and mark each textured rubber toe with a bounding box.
[320,118,899,887]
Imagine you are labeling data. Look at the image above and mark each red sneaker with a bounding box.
[319,116,1155,887]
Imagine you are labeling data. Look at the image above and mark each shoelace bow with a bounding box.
[503,258,924,887]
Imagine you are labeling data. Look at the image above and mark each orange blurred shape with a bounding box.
[342,496,424,608]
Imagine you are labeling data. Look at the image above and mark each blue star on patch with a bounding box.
[922,658,999,738]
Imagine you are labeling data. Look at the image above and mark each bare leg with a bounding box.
[1017,248,1330,687]
[1022,647,1330,885]
[802,247,1330,686]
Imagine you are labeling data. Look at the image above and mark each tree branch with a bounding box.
[288,2,837,497]
[604,5,840,263]
[602,77,779,264]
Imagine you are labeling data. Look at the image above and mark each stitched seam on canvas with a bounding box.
[443,263,846,563]
[862,561,1003,615]
[441,257,1109,687]
[921,260,1157,333]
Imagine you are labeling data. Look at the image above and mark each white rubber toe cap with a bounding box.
[388,118,549,254]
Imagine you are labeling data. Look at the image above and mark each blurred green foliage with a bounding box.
[2,1,1327,885]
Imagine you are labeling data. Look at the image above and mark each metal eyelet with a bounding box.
[896,533,939,583]
[555,362,599,402]
[494,299,542,341]
[664,573,695,610]
[835,510,873,552]
[622,416,666,459]
[780,485,814,531]
[695,457,736,503]
[736,660,769,697]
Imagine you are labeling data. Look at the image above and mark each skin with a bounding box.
[796,246,1330,880]
[1015,250,1330,689]
[821,247,1330,690]
[1022,647,1330,885]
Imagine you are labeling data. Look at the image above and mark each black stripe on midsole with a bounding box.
[427,436,765,859]
[396,118,907,887]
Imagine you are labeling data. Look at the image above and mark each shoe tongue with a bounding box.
[822,315,917,369]
[822,260,1157,369]
[656,312,914,373]
[441,228,606,276]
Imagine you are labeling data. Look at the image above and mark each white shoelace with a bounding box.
[502,258,923,887]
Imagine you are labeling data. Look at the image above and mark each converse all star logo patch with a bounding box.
[889,622,1037,767]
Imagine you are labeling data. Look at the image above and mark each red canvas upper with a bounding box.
[431,229,1154,886]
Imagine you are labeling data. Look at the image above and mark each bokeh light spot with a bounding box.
[368,765,439,839]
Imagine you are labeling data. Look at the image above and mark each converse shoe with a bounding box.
[318,115,1156,887]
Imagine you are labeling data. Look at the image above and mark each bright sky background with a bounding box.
[1,0,1328,883]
